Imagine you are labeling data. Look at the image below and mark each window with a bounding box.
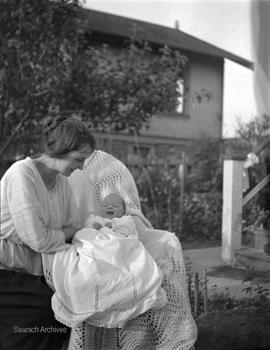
[176,78,185,114]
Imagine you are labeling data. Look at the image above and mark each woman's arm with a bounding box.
[6,168,68,253]
[61,179,82,241]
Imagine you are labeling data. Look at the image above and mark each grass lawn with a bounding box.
[208,264,270,283]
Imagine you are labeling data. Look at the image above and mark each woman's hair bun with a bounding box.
[41,113,95,158]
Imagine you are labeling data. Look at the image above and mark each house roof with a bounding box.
[79,8,253,69]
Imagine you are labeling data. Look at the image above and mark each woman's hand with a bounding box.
[62,226,79,243]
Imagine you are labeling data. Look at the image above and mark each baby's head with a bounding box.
[101,193,126,219]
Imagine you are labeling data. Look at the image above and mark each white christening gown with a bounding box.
[51,214,167,328]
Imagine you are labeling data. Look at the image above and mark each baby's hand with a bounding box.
[104,222,112,228]
[93,222,103,230]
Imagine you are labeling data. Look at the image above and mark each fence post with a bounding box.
[222,154,246,265]
[178,151,185,236]
[193,272,199,318]
[203,269,208,314]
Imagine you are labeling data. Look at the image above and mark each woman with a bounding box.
[0,116,95,350]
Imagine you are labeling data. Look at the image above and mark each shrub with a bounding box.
[133,138,223,242]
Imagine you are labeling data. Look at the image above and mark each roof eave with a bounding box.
[79,7,254,70]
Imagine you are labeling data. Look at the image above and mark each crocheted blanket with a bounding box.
[43,150,197,350]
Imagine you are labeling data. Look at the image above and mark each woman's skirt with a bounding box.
[0,269,70,350]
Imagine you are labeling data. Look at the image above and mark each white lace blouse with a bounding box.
[0,158,78,275]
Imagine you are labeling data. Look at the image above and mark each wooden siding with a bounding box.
[140,57,224,140]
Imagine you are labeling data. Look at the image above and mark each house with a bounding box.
[78,8,253,166]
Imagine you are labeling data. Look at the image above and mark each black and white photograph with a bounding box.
[0,0,269,349]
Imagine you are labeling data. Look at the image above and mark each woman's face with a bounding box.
[55,144,93,176]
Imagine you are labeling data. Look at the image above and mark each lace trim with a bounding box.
[43,150,197,350]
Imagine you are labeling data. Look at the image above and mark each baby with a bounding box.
[85,193,141,238]
[51,193,167,329]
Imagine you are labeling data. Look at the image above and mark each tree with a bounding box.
[0,0,81,156]
[235,114,270,232]
[235,114,270,173]
[65,40,187,133]
[0,0,187,160]
[236,114,270,150]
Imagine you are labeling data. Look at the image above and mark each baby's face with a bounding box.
[101,194,125,219]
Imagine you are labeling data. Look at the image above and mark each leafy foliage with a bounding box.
[185,138,223,193]
[0,0,187,159]
[182,191,222,240]
[236,114,270,234]
[65,41,187,133]
[236,114,270,148]
[135,160,180,232]
[185,266,270,319]
[0,0,81,148]
[133,138,223,242]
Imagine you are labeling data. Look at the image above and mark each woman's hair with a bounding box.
[42,116,96,158]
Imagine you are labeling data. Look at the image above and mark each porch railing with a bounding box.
[222,138,270,265]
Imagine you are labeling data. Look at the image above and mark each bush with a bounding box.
[133,138,223,242]
[182,191,222,240]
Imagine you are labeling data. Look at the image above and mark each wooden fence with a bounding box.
[187,269,208,318]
